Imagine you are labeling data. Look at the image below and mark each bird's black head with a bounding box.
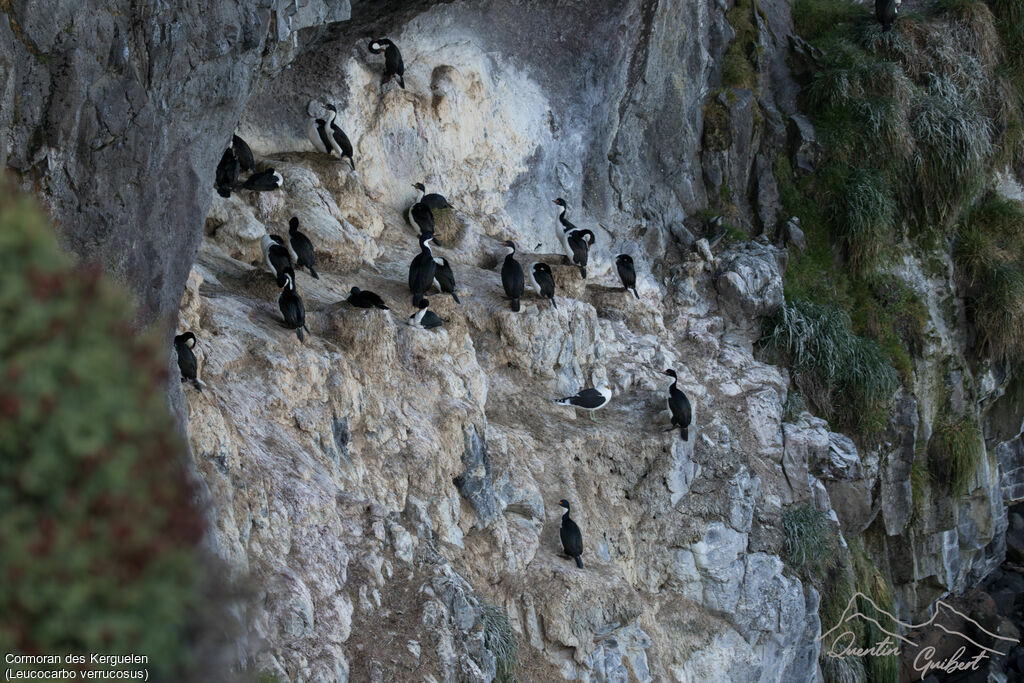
[417,299,430,310]
[277,268,296,289]
[349,287,360,296]
[534,263,550,273]
[368,40,383,53]
[664,369,677,378]
[419,232,435,245]
[502,240,516,251]
[616,253,633,264]
[558,499,570,510]
[175,332,197,348]
[553,198,566,207]
[289,217,299,231]
[326,103,337,112]
[413,182,426,191]
[270,234,285,245]
[581,230,596,244]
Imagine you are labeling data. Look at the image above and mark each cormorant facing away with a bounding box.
[277,268,309,342]
[215,148,239,198]
[242,168,283,191]
[413,182,452,210]
[409,299,443,329]
[531,262,557,309]
[566,229,594,279]
[408,233,437,306]
[615,253,639,298]
[262,234,292,279]
[232,135,254,172]
[554,380,612,422]
[558,499,584,568]
[433,257,461,304]
[288,217,319,280]
[368,39,405,89]
[325,104,355,169]
[347,287,389,310]
[875,0,899,31]
[174,332,203,391]
[409,201,435,238]
[664,369,692,441]
[501,240,525,312]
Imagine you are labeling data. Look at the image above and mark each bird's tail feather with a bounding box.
[297,327,305,342]
[579,266,586,279]
[397,75,405,89]
[631,287,639,299]
[551,297,558,309]
[452,292,461,304]
[681,426,689,442]
[575,556,583,568]
[348,157,355,171]
[511,299,520,312]
[308,265,319,280]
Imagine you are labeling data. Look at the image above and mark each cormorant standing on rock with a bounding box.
[433,257,461,304]
[531,262,557,309]
[277,268,309,342]
[501,240,524,312]
[232,135,254,172]
[553,197,579,256]
[875,0,900,31]
[215,148,239,198]
[262,235,292,280]
[409,299,443,329]
[616,254,639,298]
[567,229,594,279]
[347,287,389,310]
[663,369,692,441]
[368,39,405,89]
[326,104,355,169]
[288,217,319,280]
[408,233,437,306]
[558,499,584,568]
[554,381,612,422]
[174,332,203,391]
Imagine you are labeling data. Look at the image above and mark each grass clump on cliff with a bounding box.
[722,0,761,90]
[849,538,899,683]
[0,181,203,675]
[760,300,899,439]
[481,604,518,682]
[782,504,839,579]
[928,410,984,497]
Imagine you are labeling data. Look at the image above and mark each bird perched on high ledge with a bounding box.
[307,103,355,169]
[409,299,443,329]
[875,0,900,32]
[433,257,461,304]
[408,232,437,306]
[663,369,692,441]
[288,217,319,280]
[413,182,452,210]
[616,254,639,299]
[232,135,254,172]
[567,229,594,279]
[531,262,557,309]
[558,499,584,568]
[325,104,355,169]
[277,268,309,342]
[215,148,239,198]
[554,380,612,422]
[174,332,204,391]
[500,240,524,312]
[262,234,292,280]
[347,287,389,310]
[368,38,405,89]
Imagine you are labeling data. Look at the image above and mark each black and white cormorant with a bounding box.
[174,332,204,391]
[325,104,355,169]
[433,257,461,304]
[553,197,579,256]
[262,234,293,279]
[413,182,452,210]
[277,268,309,342]
[215,148,239,198]
[615,254,639,299]
[408,201,435,239]
[663,369,692,441]
[347,287,389,310]
[875,0,900,31]
[242,168,283,191]
[554,380,612,422]
[531,262,557,309]
[288,217,319,280]
[566,229,594,279]
[501,240,525,312]
[558,499,584,569]
[232,135,254,172]
[368,39,405,89]
[409,299,443,329]
[408,232,437,306]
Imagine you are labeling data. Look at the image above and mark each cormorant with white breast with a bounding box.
[288,217,319,280]
[174,332,204,391]
[347,287,389,309]
[616,254,639,298]
[433,257,460,304]
[566,229,594,279]
[552,197,579,256]
[501,240,524,312]
[277,268,309,342]
[531,262,557,309]
[215,148,239,198]
[242,168,283,191]
[554,380,612,422]
[232,135,254,172]
[368,39,405,89]
[558,499,584,568]
[663,369,692,441]
[262,234,292,280]
[409,299,443,329]
[408,233,437,306]
[325,104,355,169]
[413,182,452,210]
[875,0,900,31]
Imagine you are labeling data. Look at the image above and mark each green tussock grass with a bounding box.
[850,539,899,683]
[481,604,518,682]
[722,0,760,90]
[782,504,840,579]
[929,411,984,497]
[909,447,933,523]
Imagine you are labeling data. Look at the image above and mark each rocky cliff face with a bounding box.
[6,0,1024,679]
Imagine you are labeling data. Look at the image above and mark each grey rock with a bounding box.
[453,426,498,528]
[787,114,818,173]
[714,241,787,322]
